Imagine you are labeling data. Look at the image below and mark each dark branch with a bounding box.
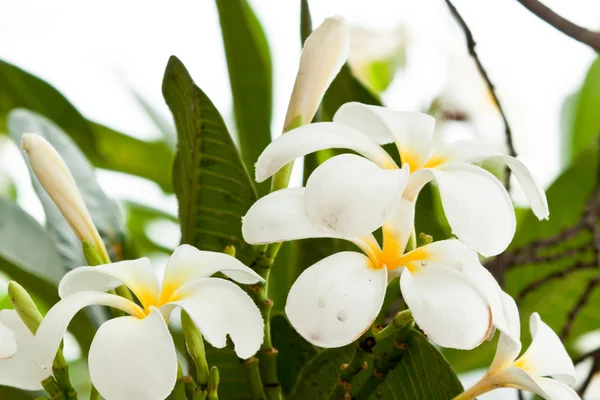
[443,0,516,188]
[516,0,600,52]
[561,274,600,340]
[517,261,595,303]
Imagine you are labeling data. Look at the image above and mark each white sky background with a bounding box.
[2,1,600,398]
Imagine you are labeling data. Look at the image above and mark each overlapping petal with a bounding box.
[490,292,522,372]
[58,258,159,308]
[437,139,549,220]
[170,278,263,359]
[535,377,581,400]
[305,154,409,237]
[255,122,396,181]
[0,310,50,390]
[381,197,416,256]
[88,307,177,400]
[0,320,16,360]
[429,163,516,256]
[34,291,144,368]
[242,187,341,244]
[160,245,263,304]
[285,252,387,348]
[400,262,493,350]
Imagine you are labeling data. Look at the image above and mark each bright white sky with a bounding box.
[1,1,600,396]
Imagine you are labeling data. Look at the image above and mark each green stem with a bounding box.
[248,250,282,400]
[41,377,67,400]
[89,385,99,400]
[207,366,219,400]
[242,357,265,399]
[372,310,412,342]
[181,311,210,387]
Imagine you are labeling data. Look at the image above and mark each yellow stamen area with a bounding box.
[422,153,446,169]
[399,150,421,172]
[366,229,432,273]
[512,356,531,372]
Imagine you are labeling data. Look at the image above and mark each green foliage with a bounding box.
[204,343,254,400]
[0,59,174,191]
[569,56,600,162]
[216,0,272,195]
[8,110,127,267]
[123,201,178,257]
[163,56,257,264]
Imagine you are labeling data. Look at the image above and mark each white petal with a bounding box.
[284,16,349,130]
[431,163,516,257]
[89,307,177,400]
[333,104,435,171]
[160,245,263,303]
[400,262,493,350]
[490,292,522,372]
[382,197,416,256]
[35,291,143,368]
[168,278,264,359]
[438,139,549,220]
[305,154,409,237]
[535,377,581,400]
[409,238,480,267]
[285,252,387,348]
[0,310,50,390]
[517,313,576,385]
[58,258,160,309]
[0,320,16,359]
[493,366,551,398]
[242,187,341,244]
[255,122,396,182]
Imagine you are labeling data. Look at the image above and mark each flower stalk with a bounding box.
[207,366,219,400]
[181,311,210,391]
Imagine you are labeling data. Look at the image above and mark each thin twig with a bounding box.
[561,274,600,340]
[515,0,600,52]
[517,260,595,302]
[443,0,516,188]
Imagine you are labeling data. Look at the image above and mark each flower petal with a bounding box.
[34,291,143,368]
[285,252,387,348]
[438,139,549,220]
[400,262,492,350]
[333,103,436,171]
[242,187,341,244]
[490,292,522,372]
[58,258,160,309]
[430,163,516,257]
[517,313,576,385]
[382,197,416,256]
[89,307,177,400]
[168,278,263,359]
[160,244,263,303]
[284,16,349,130]
[0,310,50,390]
[535,377,580,400]
[305,154,409,237]
[255,122,396,182]
[0,319,16,360]
[492,366,552,398]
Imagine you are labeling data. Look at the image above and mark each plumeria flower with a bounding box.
[243,192,507,350]
[33,245,264,400]
[455,294,579,400]
[0,310,50,390]
[253,102,548,256]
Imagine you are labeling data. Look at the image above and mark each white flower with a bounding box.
[33,245,264,400]
[456,294,579,400]
[253,102,548,257]
[0,310,50,390]
[243,193,507,350]
[284,15,349,130]
[21,133,105,251]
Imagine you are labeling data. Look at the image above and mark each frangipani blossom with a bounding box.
[243,192,507,350]
[455,294,579,400]
[33,245,264,400]
[254,102,548,256]
[0,310,50,390]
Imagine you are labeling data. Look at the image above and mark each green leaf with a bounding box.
[0,59,174,191]
[8,109,126,268]
[300,0,312,45]
[216,0,272,194]
[0,196,96,352]
[204,343,254,400]
[127,85,177,149]
[271,314,318,394]
[569,56,600,162]
[122,201,178,258]
[163,56,257,265]
[290,331,462,399]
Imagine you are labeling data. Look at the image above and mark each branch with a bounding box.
[443,0,516,188]
[516,0,600,52]
[561,274,600,340]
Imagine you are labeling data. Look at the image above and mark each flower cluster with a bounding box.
[0,14,580,400]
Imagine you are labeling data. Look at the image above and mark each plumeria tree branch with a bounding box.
[443,0,517,188]
[515,0,600,52]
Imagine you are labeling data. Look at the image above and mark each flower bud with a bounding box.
[283,15,350,131]
[7,281,42,335]
[21,133,107,260]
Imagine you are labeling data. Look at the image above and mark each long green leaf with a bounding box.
[0,59,174,191]
[8,110,126,268]
[569,56,600,162]
[163,56,257,264]
[216,0,272,194]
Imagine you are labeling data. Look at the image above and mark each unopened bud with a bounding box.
[7,281,43,335]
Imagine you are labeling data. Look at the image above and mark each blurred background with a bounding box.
[2,0,600,398]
